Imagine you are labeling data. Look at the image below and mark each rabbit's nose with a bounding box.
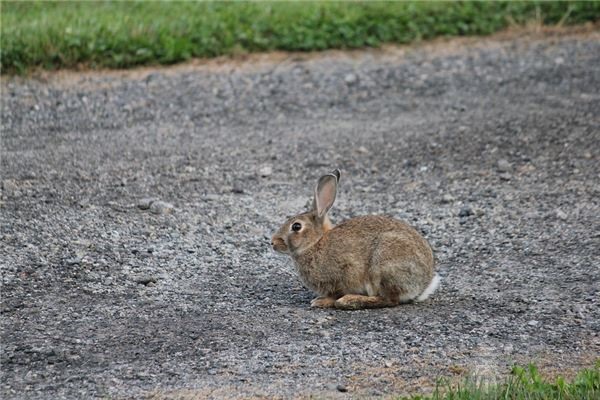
[271,237,286,250]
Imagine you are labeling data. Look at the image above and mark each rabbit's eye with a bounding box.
[291,222,302,232]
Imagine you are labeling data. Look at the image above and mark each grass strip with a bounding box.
[2,1,600,74]
[404,363,600,400]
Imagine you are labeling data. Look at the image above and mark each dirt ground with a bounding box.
[1,27,599,399]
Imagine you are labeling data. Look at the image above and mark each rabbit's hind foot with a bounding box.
[334,294,398,310]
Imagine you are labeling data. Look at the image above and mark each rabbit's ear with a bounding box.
[313,170,340,218]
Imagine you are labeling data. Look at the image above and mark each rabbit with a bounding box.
[271,169,440,310]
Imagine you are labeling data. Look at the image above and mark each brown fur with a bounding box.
[271,170,437,310]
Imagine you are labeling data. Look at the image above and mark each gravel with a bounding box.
[2,30,599,399]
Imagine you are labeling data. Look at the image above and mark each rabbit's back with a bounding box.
[295,215,434,297]
[330,215,432,259]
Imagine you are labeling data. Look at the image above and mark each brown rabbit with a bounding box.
[271,169,439,310]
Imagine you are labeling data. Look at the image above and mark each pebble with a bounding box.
[327,383,348,392]
[458,206,474,218]
[149,201,174,214]
[65,257,82,266]
[2,180,19,193]
[259,165,273,177]
[524,211,539,220]
[337,384,348,393]
[137,198,157,210]
[134,275,157,286]
[441,194,455,204]
[201,194,220,201]
[556,209,568,221]
[344,73,357,85]
[498,172,512,181]
[497,159,512,172]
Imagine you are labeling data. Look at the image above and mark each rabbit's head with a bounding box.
[271,169,340,255]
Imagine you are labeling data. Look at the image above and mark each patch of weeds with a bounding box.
[401,362,600,400]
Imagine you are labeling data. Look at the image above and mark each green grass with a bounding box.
[2,1,600,74]
[403,363,600,400]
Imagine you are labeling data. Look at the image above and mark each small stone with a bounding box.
[137,198,157,210]
[556,209,568,221]
[517,164,536,174]
[231,187,245,194]
[259,165,273,177]
[441,194,455,204]
[499,172,512,181]
[356,146,369,154]
[149,201,174,215]
[337,384,348,393]
[134,275,157,286]
[344,73,357,85]
[458,206,473,218]
[583,151,592,159]
[65,257,82,266]
[524,211,538,219]
[107,201,127,212]
[319,330,331,338]
[528,320,539,326]
[2,180,19,193]
[497,159,512,172]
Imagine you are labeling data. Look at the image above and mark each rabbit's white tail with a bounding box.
[415,273,440,302]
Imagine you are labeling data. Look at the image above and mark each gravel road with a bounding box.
[2,29,599,399]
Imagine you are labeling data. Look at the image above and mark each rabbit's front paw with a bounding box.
[310,297,336,308]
